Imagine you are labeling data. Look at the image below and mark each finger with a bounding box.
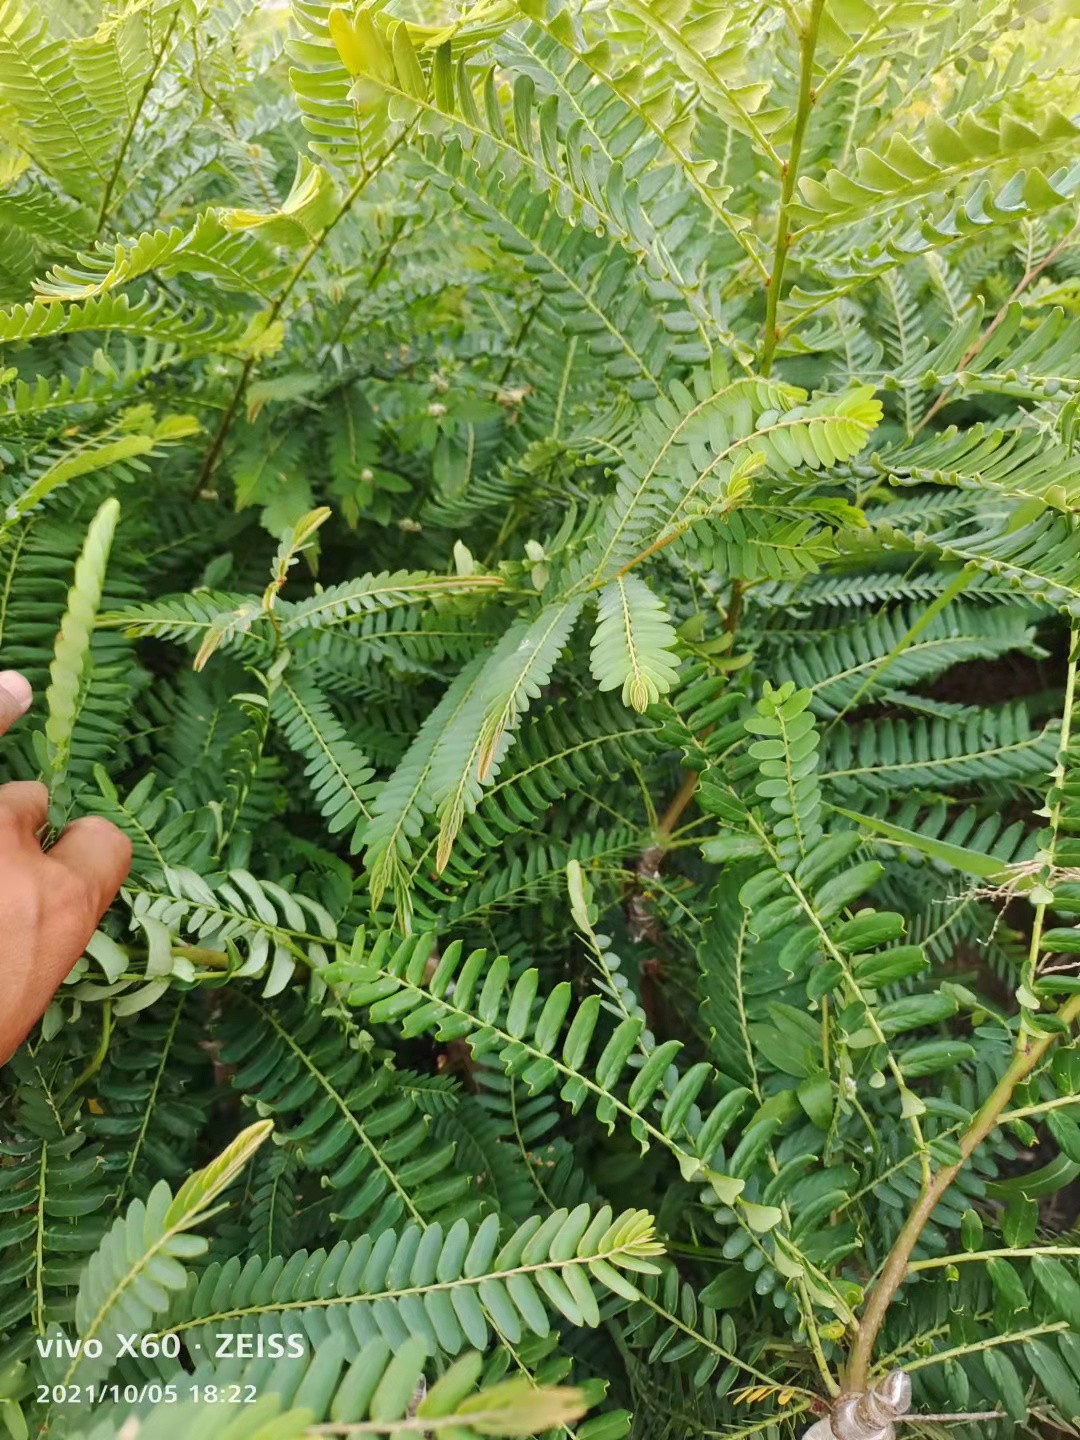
[0,671,32,737]
[0,780,49,841]
[50,816,133,915]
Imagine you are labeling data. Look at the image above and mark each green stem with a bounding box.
[58,1001,112,1105]
[634,1294,814,1396]
[843,641,1080,1383]
[1000,1093,1080,1124]
[760,0,827,376]
[174,943,230,969]
[191,355,252,497]
[33,1140,47,1333]
[798,1273,840,1397]
[771,849,929,1171]
[910,1245,1080,1273]
[902,1321,1068,1374]
[1018,627,1079,1040]
[114,998,184,1212]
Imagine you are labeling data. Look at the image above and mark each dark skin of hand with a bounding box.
[0,670,131,1065]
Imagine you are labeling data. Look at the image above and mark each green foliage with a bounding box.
[590,576,681,713]
[62,1338,591,1439]
[219,989,477,1230]
[52,1122,273,1388]
[168,1203,664,1354]
[3,2,1080,1438]
[38,496,120,828]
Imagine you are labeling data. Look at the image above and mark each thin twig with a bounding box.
[903,1413,1004,1424]
[193,128,413,495]
[95,9,182,235]
[191,356,252,497]
[656,768,700,839]
[901,1320,1068,1375]
[910,1244,1080,1273]
[913,221,1080,436]
[320,201,423,362]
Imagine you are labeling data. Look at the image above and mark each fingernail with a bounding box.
[0,671,32,714]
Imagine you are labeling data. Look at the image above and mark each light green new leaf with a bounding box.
[40,497,120,815]
[60,1121,272,1387]
[432,599,583,872]
[591,575,681,712]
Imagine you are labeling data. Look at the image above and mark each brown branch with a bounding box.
[192,357,252,497]
[913,222,1080,437]
[847,990,1080,1391]
[849,629,1080,1385]
[656,768,700,840]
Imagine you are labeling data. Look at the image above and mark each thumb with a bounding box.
[0,672,32,737]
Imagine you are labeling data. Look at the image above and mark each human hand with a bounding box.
[0,671,132,1064]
